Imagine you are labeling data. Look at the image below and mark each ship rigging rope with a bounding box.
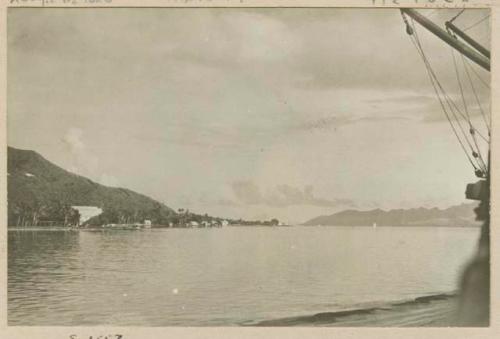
[410,18,488,148]
[450,48,488,171]
[449,9,466,23]
[408,34,479,172]
[460,53,491,133]
[410,23,489,144]
[402,14,486,175]
[463,14,490,32]
[463,57,490,89]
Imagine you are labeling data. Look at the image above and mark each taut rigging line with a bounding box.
[400,11,488,177]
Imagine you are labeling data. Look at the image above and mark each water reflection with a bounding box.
[8,227,479,326]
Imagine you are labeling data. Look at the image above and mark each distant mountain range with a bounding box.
[303,203,481,227]
[7,146,176,226]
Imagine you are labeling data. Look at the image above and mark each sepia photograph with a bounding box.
[5,3,492,329]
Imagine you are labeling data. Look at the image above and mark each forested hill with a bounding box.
[303,203,480,227]
[7,146,175,226]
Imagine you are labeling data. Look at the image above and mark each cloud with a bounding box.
[62,127,98,175]
[230,180,355,208]
[62,127,119,187]
[294,116,353,132]
[420,93,491,126]
[8,8,490,221]
[363,94,436,105]
[270,184,355,208]
[63,127,85,151]
[293,114,412,132]
[231,180,264,205]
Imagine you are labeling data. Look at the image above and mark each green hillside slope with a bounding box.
[7,147,175,226]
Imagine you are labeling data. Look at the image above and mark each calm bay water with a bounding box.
[8,226,479,326]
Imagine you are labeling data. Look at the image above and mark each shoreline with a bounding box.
[7,224,480,231]
[248,293,462,327]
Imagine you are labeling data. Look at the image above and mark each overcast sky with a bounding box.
[7,8,490,223]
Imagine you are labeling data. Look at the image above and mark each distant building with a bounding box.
[144,219,152,228]
[189,221,199,227]
[71,206,103,225]
[221,220,229,227]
